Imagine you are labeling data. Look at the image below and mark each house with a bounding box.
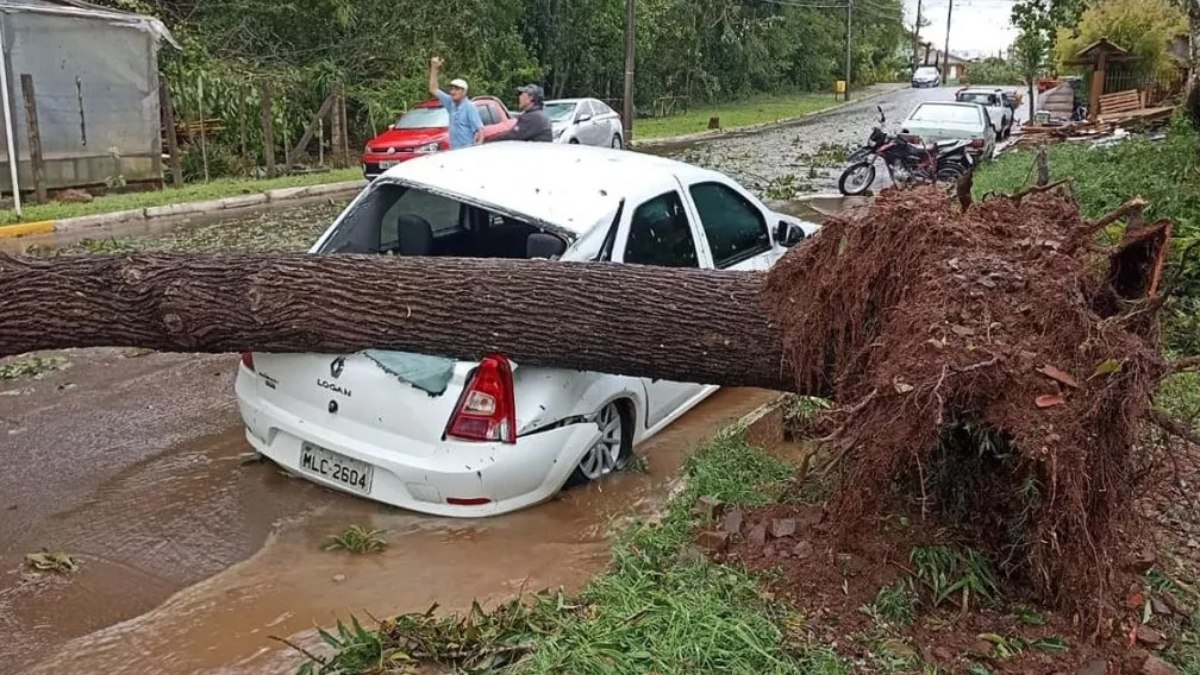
[0,0,176,197]
[915,41,970,80]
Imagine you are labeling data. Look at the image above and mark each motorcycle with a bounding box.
[838,106,974,196]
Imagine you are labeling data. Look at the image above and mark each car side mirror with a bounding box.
[775,221,806,248]
[576,112,593,124]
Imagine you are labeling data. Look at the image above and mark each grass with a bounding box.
[323,525,388,555]
[910,545,999,611]
[634,92,852,140]
[298,431,850,674]
[862,578,919,627]
[0,167,362,226]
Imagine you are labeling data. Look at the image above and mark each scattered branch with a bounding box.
[1149,409,1200,447]
[1170,356,1200,374]
[269,635,326,666]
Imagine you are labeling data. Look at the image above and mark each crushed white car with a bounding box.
[235,142,818,517]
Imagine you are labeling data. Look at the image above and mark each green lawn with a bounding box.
[633,92,850,140]
[0,168,363,226]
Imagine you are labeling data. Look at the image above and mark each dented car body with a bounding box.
[235,142,818,516]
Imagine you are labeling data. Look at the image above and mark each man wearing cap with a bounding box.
[428,56,484,149]
[489,84,552,143]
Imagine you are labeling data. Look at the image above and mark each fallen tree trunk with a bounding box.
[0,253,793,390]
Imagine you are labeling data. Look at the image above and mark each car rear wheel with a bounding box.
[611,134,623,149]
[568,401,632,486]
[568,138,580,145]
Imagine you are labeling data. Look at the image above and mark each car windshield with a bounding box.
[544,102,577,122]
[908,104,981,125]
[393,107,448,129]
[915,68,938,78]
[957,92,997,105]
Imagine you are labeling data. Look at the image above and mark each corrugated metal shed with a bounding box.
[0,0,175,194]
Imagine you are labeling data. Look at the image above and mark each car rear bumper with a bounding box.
[235,369,602,517]
[361,153,422,179]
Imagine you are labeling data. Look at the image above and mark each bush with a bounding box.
[180,141,242,181]
[963,58,1024,85]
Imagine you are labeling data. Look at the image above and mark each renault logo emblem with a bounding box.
[330,357,345,379]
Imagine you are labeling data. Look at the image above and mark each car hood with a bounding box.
[367,127,447,151]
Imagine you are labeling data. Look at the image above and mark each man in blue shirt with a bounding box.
[428,57,484,150]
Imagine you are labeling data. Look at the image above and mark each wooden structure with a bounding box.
[1064,37,1135,124]
[1098,89,1142,117]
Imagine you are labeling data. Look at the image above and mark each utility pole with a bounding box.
[844,0,853,101]
[912,0,923,70]
[942,0,954,84]
[622,0,636,144]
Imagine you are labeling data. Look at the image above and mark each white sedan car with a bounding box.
[900,101,997,159]
[545,98,624,148]
[235,142,817,517]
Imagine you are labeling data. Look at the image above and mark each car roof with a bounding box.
[414,96,501,109]
[958,87,1000,94]
[379,143,720,235]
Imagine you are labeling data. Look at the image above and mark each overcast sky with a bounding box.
[901,0,1019,57]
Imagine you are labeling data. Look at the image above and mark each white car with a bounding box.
[955,87,1014,139]
[235,143,817,517]
[545,98,624,148]
[900,101,997,159]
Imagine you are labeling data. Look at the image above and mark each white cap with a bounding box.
[449,78,469,92]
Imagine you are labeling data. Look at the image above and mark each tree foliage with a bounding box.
[90,0,906,166]
[1053,0,1187,79]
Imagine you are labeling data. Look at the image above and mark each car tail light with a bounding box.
[240,351,255,372]
[899,133,920,143]
[445,355,516,444]
[970,138,984,148]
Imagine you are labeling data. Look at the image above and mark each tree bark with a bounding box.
[0,253,794,391]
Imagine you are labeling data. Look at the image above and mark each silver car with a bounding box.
[545,98,624,149]
[900,101,997,159]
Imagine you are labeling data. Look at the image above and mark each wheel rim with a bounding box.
[577,403,623,481]
[843,164,872,193]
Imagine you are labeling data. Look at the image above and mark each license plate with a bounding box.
[299,443,373,495]
[378,160,399,169]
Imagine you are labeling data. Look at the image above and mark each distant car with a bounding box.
[912,66,941,88]
[955,87,1014,139]
[236,143,818,517]
[361,96,516,179]
[545,98,624,148]
[900,101,996,159]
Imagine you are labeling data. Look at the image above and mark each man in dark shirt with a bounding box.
[491,84,552,142]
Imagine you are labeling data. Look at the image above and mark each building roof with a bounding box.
[1065,37,1134,65]
[378,142,729,235]
[0,0,176,46]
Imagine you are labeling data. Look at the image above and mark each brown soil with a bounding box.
[763,184,1174,614]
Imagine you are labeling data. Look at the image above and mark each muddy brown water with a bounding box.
[2,346,777,674]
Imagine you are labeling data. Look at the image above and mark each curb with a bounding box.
[0,179,368,240]
[634,84,906,149]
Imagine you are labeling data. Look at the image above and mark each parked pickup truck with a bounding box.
[361,96,516,179]
[955,87,1015,139]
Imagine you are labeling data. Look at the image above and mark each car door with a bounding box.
[682,178,777,272]
[614,188,712,429]
[583,101,606,146]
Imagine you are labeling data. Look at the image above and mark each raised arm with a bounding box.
[428,57,443,97]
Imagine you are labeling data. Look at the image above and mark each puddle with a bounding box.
[19,388,780,674]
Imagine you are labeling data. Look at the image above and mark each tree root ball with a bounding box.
[765,184,1172,612]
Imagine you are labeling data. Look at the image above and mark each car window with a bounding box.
[545,102,576,122]
[624,191,698,268]
[475,102,496,125]
[394,107,449,129]
[378,189,463,250]
[688,182,770,268]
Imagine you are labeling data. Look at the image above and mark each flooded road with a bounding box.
[2,84,978,673]
[9,377,776,674]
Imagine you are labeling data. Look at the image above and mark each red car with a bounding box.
[361,96,516,178]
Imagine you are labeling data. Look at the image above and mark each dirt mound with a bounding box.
[764,184,1172,612]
